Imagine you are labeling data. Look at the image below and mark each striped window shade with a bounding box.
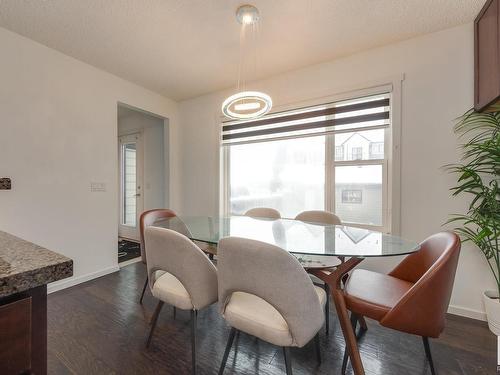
[221,93,391,145]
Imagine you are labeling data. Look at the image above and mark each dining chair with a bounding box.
[144,227,218,375]
[139,208,214,303]
[294,210,341,335]
[217,237,326,375]
[139,209,177,304]
[341,231,461,375]
[244,207,281,219]
[295,210,341,225]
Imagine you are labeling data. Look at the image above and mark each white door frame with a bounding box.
[118,133,144,241]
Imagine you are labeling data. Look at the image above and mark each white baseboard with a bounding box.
[448,304,487,322]
[47,265,120,294]
[119,257,142,268]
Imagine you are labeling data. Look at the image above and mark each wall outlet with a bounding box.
[90,182,106,192]
[0,178,11,190]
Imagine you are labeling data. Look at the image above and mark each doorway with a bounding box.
[117,105,167,264]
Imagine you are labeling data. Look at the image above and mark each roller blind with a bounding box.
[221,93,391,145]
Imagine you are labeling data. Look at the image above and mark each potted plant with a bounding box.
[446,109,499,334]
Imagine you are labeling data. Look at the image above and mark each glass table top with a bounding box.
[151,215,420,258]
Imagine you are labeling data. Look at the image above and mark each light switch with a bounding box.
[90,182,106,192]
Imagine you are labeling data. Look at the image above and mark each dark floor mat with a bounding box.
[118,239,141,263]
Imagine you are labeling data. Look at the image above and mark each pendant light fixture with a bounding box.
[221,5,272,120]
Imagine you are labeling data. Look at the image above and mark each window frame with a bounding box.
[219,78,403,234]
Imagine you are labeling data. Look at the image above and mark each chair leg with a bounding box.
[341,313,358,375]
[314,333,321,364]
[422,337,437,375]
[218,328,237,375]
[358,315,368,332]
[191,310,197,375]
[146,300,164,347]
[324,283,330,335]
[139,278,148,304]
[283,347,293,375]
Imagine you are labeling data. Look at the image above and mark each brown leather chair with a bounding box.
[139,209,177,303]
[341,231,461,375]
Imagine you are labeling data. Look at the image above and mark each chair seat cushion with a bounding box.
[224,286,326,347]
[344,269,413,321]
[152,271,193,310]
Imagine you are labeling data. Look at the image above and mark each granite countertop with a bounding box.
[0,231,73,298]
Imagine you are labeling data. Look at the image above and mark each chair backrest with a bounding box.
[218,237,324,347]
[381,231,461,338]
[295,210,341,225]
[244,207,281,220]
[139,209,177,264]
[144,227,218,310]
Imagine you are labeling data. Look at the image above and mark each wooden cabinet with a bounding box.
[475,0,500,111]
[0,297,32,374]
[0,286,47,375]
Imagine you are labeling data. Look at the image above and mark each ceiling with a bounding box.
[0,0,485,101]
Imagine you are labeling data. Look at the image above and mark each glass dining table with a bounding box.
[151,215,421,375]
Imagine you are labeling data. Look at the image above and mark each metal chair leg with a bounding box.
[139,278,148,304]
[314,333,321,364]
[219,328,237,375]
[146,300,164,347]
[324,283,330,335]
[341,313,358,375]
[422,337,437,375]
[283,347,293,375]
[191,310,197,375]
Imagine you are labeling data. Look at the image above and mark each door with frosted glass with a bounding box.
[119,133,143,241]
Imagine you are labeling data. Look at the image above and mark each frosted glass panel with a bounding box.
[123,143,137,226]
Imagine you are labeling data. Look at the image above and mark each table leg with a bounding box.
[311,257,365,375]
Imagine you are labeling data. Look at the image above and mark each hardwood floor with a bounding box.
[47,263,496,375]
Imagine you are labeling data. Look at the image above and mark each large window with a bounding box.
[221,92,392,231]
[228,137,325,219]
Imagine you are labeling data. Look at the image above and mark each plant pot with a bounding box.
[483,290,500,335]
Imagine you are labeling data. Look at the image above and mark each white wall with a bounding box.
[0,27,181,291]
[118,110,166,210]
[178,23,495,320]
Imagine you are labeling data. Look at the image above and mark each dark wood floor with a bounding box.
[47,263,497,375]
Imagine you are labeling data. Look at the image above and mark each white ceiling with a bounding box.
[0,0,485,101]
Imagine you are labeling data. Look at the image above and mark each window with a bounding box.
[370,142,384,159]
[122,143,137,226]
[221,91,392,231]
[335,146,344,160]
[342,189,362,204]
[351,147,362,160]
[228,137,325,219]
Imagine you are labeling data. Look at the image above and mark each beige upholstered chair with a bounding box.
[144,227,218,375]
[217,237,326,375]
[139,209,214,303]
[139,209,178,304]
[295,210,341,225]
[244,207,281,220]
[294,210,341,335]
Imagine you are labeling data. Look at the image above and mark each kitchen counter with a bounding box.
[0,230,73,375]
[0,230,73,297]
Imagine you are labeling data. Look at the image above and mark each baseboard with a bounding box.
[119,257,142,268]
[47,265,120,294]
[448,304,487,321]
